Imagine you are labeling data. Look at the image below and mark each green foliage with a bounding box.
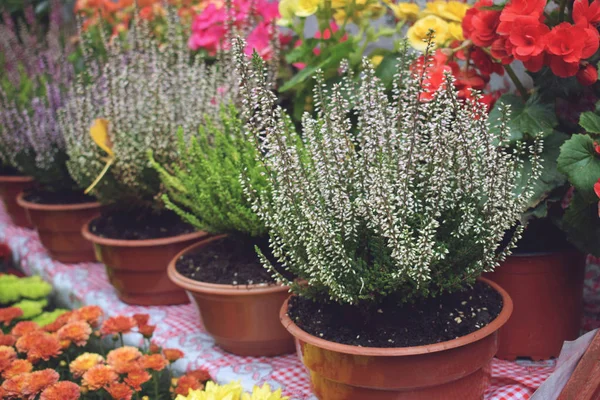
[490,94,558,142]
[558,134,600,201]
[150,105,268,237]
[579,112,600,134]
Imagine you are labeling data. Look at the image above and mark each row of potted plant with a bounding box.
[0,0,597,398]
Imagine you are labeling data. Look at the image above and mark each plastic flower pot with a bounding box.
[483,251,585,360]
[167,235,295,357]
[82,219,208,306]
[17,193,102,263]
[0,176,34,228]
[280,277,513,400]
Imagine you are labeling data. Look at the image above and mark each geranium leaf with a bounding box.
[558,134,600,200]
[490,94,558,142]
[579,111,600,134]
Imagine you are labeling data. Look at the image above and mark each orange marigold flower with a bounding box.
[43,311,75,333]
[0,307,23,326]
[1,371,29,397]
[0,334,15,346]
[105,382,133,400]
[173,375,204,396]
[138,324,155,338]
[186,368,211,382]
[3,369,60,399]
[139,354,168,371]
[163,348,184,362]
[81,364,118,391]
[72,306,103,328]
[101,316,136,335]
[124,369,151,391]
[106,346,142,374]
[0,345,17,372]
[132,314,149,327]
[69,353,105,378]
[2,359,33,379]
[57,321,92,347]
[16,331,62,363]
[149,342,161,354]
[39,381,81,400]
[11,321,41,337]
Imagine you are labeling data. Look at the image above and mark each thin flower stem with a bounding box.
[559,0,568,21]
[504,64,529,101]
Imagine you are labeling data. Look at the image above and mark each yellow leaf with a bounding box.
[90,118,114,158]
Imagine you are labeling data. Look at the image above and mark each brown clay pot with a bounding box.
[168,235,295,357]
[82,219,208,306]
[17,193,102,263]
[280,277,513,400]
[0,176,34,228]
[483,251,585,361]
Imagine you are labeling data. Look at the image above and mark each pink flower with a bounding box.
[245,22,274,60]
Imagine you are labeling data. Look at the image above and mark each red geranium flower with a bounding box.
[578,64,599,86]
[546,23,599,77]
[462,0,501,47]
[498,0,546,35]
[595,178,600,199]
[491,37,515,65]
[471,47,504,77]
[507,15,549,71]
[573,0,600,28]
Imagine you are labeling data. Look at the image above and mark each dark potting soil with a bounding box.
[176,235,277,285]
[0,165,23,176]
[23,188,97,205]
[89,209,196,240]
[288,281,503,348]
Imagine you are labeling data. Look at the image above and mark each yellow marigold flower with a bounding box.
[241,384,289,400]
[448,22,464,41]
[176,381,243,400]
[295,0,321,17]
[420,1,470,22]
[406,15,450,52]
[370,55,384,68]
[388,2,419,21]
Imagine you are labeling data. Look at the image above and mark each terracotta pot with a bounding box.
[17,193,102,263]
[0,176,34,228]
[168,236,295,357]
[280,277,512,400]
[82,219,208,306]
[483,251,585,360]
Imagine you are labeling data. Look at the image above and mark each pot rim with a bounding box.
[0,175,34,183]
[280,277,513,357]
[168,235,290,296]
[17,192,102,212]
[82,218,208,247]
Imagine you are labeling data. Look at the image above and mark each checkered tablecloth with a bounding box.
[1,207,599,400]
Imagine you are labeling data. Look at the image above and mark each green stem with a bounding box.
[558,0,568,21]
[504,64,529,101]
[153,371,159,398]
[119,333,124,348]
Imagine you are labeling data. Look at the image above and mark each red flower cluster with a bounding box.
[463,0,600,84]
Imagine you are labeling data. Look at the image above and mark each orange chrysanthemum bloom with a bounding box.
[163,348,184,362]
[106,346,142,374]
[101,316,136,335]
[186,368,211,382]
[105,382,133,400]
[1,370,29,397]
[138,324,155,338]
[69,353,105,378]
[57,321,92,347]
[0,345,17,373]
[11,321,41,337]
[72,306,103,328]
[81,364,118,391]
[139,354,168,371]
[39,381,81,400]
[132,314,149,327]
[173,375,204,396]
[2,359,33,379]
[0,334,15,346]
[149,342,161,354]
[16,331,62,363]
[3,369,60,399]
[124,369,151,391]
[43,311,75,333]
[0,307,23,326]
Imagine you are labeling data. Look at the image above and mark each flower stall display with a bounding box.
[0,303,215,399]
[150,98,293,355]
[233,36,540,397]
[397,0,600,360]
[59,11,241,306]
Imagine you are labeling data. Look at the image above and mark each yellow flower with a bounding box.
[295,0,321,17]
[332,0,385,24]
[241,384,289,400]
[278,0,297,25]
[406,15,450,52]
[176,381,243,400]
[448,22,464,41]
[388,2,419,21]
[420,1,470,22]
[370,55,384,67]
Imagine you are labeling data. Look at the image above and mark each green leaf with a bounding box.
[489,94,558,142]
[375,53,399,89]
[558,134,600,199]
[579,111,600,134]
[560,190,600,256]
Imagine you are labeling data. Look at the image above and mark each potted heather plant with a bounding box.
[233,38,540,397]
[0,2,102,260]
[59,14,231,305]
[150,100,294,356]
